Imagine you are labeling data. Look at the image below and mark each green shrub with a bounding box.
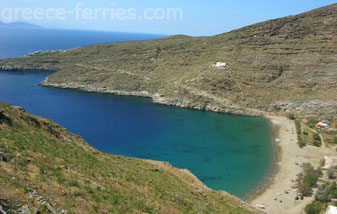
[313,141,322,147]
[328,168,335,179]
[297,163,322,195]
[330,183,337,198]
[295,120,302,135]
[73,191,82,197]
[334,137,337,144]
[288,113,296,120]
[313,133,321,141]
[305,201,326,214]
[316,185,330,202]
[298,137,306,148]
[303,131,309,135]
[69,181,80,187]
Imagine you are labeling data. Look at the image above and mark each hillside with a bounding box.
[0,4,336,116]
[0,21,41,29]
[0,103,257,214]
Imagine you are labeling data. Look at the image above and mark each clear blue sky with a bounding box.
[0,0,336,36]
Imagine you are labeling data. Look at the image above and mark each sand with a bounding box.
[249,116,336,214]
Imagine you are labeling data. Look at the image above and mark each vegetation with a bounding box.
[305,201,326,214]
[295,120,306,148]
[0,103,257,214]
[296,163,322,196]
[305,182,337,214]
[312,133,322,147]
[0,4,337,116]
[328,168,335,179]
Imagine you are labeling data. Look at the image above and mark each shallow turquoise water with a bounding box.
[0,71,273,198]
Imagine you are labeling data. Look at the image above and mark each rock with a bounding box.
[46,203,57,214]
[13,106,25,112]
[0,111,12,125]
[0,205,6,214]
[32,208,41,214]
[0,152,7,162]
[256,204,265,209]
[295,196,299,200]
[28,50,65,57]
[22,205,32,214]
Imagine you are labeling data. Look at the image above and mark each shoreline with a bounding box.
[41,80,282,203]
[39,81,265,117]
[247,116,323,214]
[2,71,311,213]
[244,116,281,201]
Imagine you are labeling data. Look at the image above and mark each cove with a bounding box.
[0,71,273,198]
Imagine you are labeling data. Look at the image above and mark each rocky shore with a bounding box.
[40,81,265,117]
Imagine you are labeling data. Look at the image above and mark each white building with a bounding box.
[214,62,227,68]
[316,122,330,129]
[326,205,337,214]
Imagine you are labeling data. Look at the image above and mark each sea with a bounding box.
[0,28,273,198]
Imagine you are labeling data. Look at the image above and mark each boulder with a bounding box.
[22,205,32,214]
[0,152,7,162]
[0,205,6,214]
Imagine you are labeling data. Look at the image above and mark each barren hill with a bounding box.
[0,4,336,116]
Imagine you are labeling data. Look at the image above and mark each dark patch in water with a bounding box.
[199,176,221,182]
[204,158,211,163]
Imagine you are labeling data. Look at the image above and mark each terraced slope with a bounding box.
[0,4,336,116]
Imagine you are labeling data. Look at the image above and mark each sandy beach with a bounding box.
[249,116,336,214]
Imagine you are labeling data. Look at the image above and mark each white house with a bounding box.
[316,122,330,130]
[325,205,337,214]
[214,62,227,68]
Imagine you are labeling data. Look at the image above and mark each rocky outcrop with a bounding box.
[28,50,65,57]
[40,81,264,117]
[153,94,265,117]
[40,81,153,98]
[270,101,337,115]
[0,110,12,125]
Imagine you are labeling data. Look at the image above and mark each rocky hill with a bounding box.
[0,4,336,116]
[0,103,258,214]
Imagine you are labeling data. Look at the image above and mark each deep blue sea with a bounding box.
[0,29,273,198]
[0,28,164,59]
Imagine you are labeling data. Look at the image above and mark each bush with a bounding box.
[316,185,330,202]
[69,181,80,187]
[295,120,302,135]
[313,133,321,141]
[330,183,337,198]
[298,137,306,148]
[297,163,322,195]
[305,201,326,214]
[328,168,335,179]
[303,131,309,135]
[288,113,296,120]
[334,137,337,144]
[73,191,82,197]
[313,141,322,147]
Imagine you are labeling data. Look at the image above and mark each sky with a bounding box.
[0,0,336,36]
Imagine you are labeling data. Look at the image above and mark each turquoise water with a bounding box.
[0,71,273,198]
